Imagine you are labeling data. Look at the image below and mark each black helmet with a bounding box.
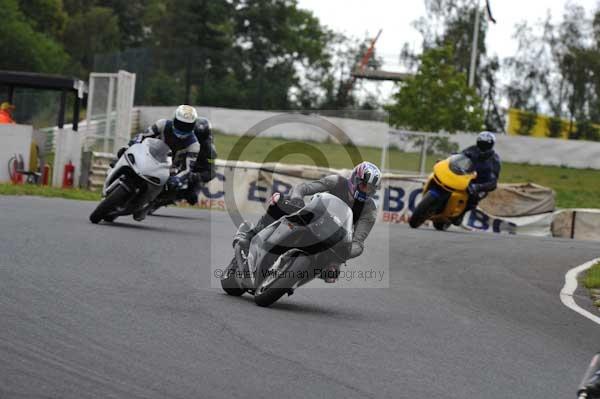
[476,131,496,157]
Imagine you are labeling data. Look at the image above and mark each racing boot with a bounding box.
[232,213,275,251]
[133,210,147,222]
[133,205,150,222]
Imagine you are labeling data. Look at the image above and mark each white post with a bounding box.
[380,131,389,172]
[468,0,481,88]
[419,135,428,175]
[84,76,95,152]
[104,77,115,153]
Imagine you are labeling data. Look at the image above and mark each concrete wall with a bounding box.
[137,106,600,170]
[0,124,32,182]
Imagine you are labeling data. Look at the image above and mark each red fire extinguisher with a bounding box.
[42,164,51,186]
[9,154,23,185]
[62,161,75,188]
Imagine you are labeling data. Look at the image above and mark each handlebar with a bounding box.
[578,353,600,398]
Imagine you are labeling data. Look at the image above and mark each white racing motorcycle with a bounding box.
[89,138,171,224]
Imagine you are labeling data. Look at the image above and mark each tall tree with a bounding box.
[386,46,484,133]
[0,0,70,73]
[61,6,121,74]
[405,0,502,131]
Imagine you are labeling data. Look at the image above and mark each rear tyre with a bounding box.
[433,221,451,231]
[89,185,130,224]
[409,192,439,229]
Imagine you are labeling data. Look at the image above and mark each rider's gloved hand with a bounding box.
[167,175,183,190]
[467,182,479,196]
[117,147,127,158]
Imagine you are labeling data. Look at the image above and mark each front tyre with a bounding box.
[220,259,245,297]
[409,191,439,229]
[254,287,288,308]
[89,185,130,224]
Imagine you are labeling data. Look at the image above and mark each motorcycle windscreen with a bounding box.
[448,154,475,175]
[145,138,171,164]
[297,193,353,258]
[255,193,353,258]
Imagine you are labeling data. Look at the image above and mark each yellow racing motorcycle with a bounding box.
[409,154,477,231]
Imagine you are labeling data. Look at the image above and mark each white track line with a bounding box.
[560,258,600,325]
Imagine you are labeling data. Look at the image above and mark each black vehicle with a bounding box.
[221,192,353,307]
[578,353,600,399]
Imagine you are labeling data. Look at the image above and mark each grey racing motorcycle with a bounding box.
[221,192,353,307]
[89,138,171,224]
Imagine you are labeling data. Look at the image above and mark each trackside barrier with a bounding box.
[81,157,597,240]
[80,152,115,191]
[552,209,600,241]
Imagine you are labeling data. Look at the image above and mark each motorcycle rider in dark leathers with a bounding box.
[115,105,216,221]
[233,161,382,283]
[453,131,501,224]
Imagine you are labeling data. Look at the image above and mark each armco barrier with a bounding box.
[81,157,596,240]
[192,160,554,237]
[80,151,115,191]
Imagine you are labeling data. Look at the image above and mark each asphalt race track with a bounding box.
[1,196,599,399]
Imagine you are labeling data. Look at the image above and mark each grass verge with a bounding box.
[213,133,600,209]
[0,183,101,201]
[583,261,600,290]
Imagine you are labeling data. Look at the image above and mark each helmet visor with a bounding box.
[477,140,493,152]
[174,118,195,134]
[357,181,378,196]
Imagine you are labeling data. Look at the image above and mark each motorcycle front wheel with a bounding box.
[89,185,130,224]
[409,191,440,229]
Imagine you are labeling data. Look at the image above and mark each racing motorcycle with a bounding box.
[409,153,477,231]
[89,138,171,224]
[221,193,353,307]
[578,353,600,399]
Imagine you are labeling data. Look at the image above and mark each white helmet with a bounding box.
[349,161,381,202]
[173,105,198,138]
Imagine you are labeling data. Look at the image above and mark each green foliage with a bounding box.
[507,5,600,137]
[143,70,185,106]
[17,0,67,39]
[546,116,564,138]
[517,111,537,136]
[386,46,484,133]
[62,7,121,74]
[583,262,600,289]
[0,0,70,73]
[571,119,600,141]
